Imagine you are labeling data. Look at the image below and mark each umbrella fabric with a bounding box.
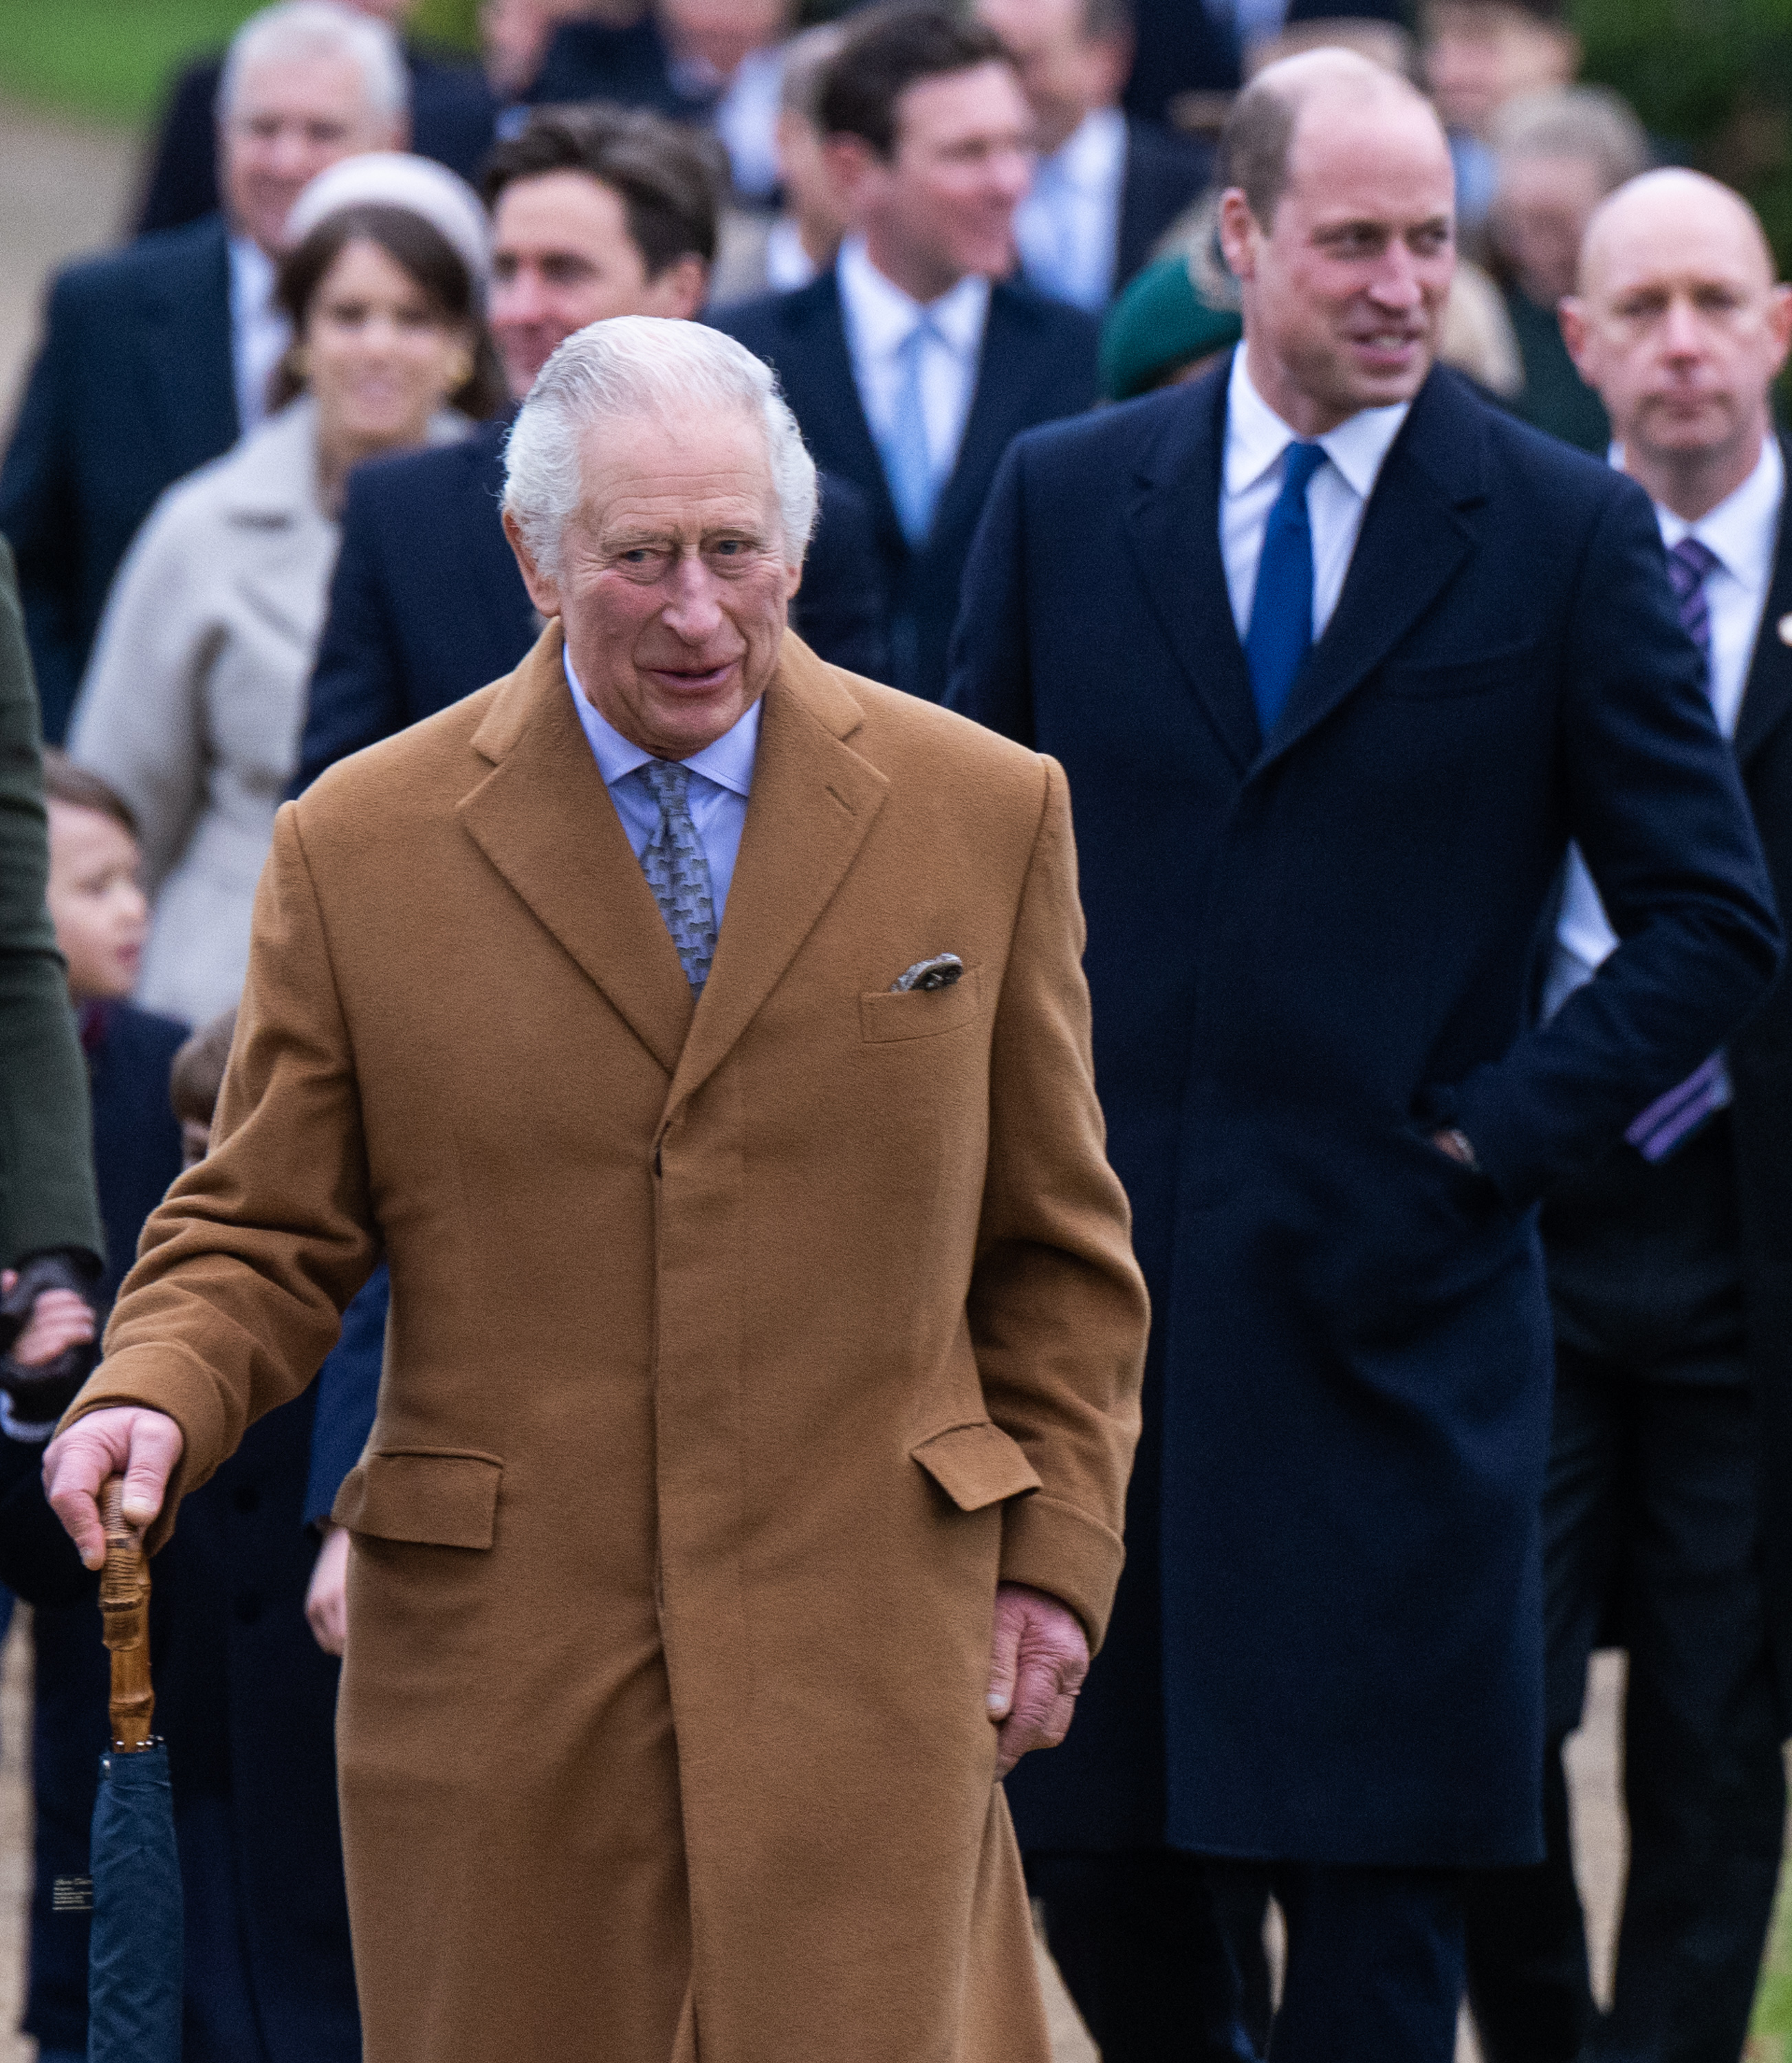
[88,1739,182,2063]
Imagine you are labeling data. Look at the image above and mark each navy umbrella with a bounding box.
[88,1477,182,2062]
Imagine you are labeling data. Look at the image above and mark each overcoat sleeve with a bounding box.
[970,754,1147,1650]
[62,804,379,1547]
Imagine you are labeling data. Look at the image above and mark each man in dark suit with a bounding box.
[296,105,885,788]
[711,6,1100,703]
[976,0,1212,309]
[0,0,405,741]
[948,51,1782,2063]
[1463,170,1792,2063]
[133,0,499,235]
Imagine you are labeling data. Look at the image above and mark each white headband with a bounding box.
[284,151,491,292]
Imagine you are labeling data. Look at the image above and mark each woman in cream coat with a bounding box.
[70,155,505,1027]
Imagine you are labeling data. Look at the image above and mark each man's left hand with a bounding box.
[987,1582,1089,1778]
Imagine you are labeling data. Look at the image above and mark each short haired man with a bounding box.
[43,315,1148,2063]
[0,0,405,741]
[296,103,887,787]
[949,50,1780,2062]
[972,0,1210,312]
[1463,170,1792,2063]
[1421,0,1580,228]
[714,3,1100,704]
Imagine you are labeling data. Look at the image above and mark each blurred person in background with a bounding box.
[67,158,501,1029]
[714,3,1100,704]
[1491,85,1650,451]
[708,23,851,307]
[1122,0,1408,128]
[135,0,500,235]
[0,0,408,743]
[1421,0,1580,235]
[296,104,886,790]
[1465,167,1792,2063]
[974,0,1211,314]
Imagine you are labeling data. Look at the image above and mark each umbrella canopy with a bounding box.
[87,1478,182,2063]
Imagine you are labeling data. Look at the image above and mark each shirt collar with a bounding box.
[565,650,761,797]
[228,233,276,312]
[1223,347,1412,503]
[836,236,991,360]
[1643,433,1784,592]
[1039,106,1127,195]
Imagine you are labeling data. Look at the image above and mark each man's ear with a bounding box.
[502,508,562,620]
[1766,282,1792,373]
[822,132,880,215]
[644,254,710,321]
[1557,296,1592,380]
[1216,188,1258,284]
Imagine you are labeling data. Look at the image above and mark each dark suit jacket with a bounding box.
[0,217,237,742]
[948,360,1782,1868]
[713,271,1100,701]
[134,47,501,236]
[295,416,890,788]
[1115,117,1212,292]
[526,14,689,115]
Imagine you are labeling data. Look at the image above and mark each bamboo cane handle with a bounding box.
[98,1477,154,1751]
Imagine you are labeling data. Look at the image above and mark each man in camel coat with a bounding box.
[42,316,1148,2063]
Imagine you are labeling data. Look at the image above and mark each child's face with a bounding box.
[46,800,148,1003]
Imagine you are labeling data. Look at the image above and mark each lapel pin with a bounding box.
[1778,613,1792,646]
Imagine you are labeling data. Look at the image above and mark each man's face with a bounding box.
[657,0,791,80]
[1494,151,1606,307]
[506,406,802,760]
[1423,1,1577,139]
[975,0,1130,157]
[220,53,402,255]
[835,62,1035,301]
[1564,183,1792,474]
[489,171,708,398]
[1221,92,1456,432]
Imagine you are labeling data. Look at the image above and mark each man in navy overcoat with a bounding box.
[948,50,1782,2063]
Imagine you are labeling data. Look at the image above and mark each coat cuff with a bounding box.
[1001,1491,1126,1654]
[57,1342,234,1553]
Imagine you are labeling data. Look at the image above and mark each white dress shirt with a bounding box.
[765,215,821,295]
[1014,106,1128,314]
[565,652,759,924]
[836,237,990,496]
[1221,349,1411,644]
[228,235,290,435]
[1547,433,1786,1014]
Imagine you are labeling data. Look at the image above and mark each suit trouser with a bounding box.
[1029,1848,1465,2062]
[1464,1347,1786,2063]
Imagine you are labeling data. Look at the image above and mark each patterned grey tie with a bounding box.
[637,760,717,990]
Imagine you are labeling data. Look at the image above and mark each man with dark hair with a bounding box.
[974,0,1211,312]
[296,102,886,787]
[949,47,1782,2063]
[712,1,1100,703]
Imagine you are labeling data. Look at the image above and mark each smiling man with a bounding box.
[948,47,1782,2063]
[41,316,1148,2063]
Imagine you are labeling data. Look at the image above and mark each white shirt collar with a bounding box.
[1223,347,1411,504]
[565,648,761,797]
[835,236,990,362]
[228,233,276,307]
[1644,434,1784,594]
[1041,105,1128,195]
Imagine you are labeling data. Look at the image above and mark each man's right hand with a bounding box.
[43,1406,184,1569]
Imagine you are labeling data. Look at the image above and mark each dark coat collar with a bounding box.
[1735,431,1792,769]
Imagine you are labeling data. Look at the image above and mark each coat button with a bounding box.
[233,1485,260,1515]
[234,1591,262,1626]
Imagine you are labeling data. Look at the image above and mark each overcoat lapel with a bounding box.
[1735,435,1792,769]
[930,287,1057,552]
[1122,367,1260,773]
[782,279,906,547]
[666,636,888,1117]
[459,629,695,1075]
[142,220,239,462]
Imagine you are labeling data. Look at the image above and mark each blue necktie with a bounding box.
[637,761,717,990]
[1245,440,1328,739]
[879,317,945,549]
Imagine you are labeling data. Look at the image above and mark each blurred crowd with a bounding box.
[0,0,1779,2059]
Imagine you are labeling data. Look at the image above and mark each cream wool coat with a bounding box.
[73,627,1149,2063]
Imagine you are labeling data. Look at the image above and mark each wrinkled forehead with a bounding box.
[577,404,778,534]
[228,50,369,124]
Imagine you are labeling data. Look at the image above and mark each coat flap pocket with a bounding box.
[860,968,983,1043]
[332,1449,503,1549]
[910,1421,1042,1511]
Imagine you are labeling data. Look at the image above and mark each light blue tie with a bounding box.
[879,316,945,549]
[1245,440,1329,739]
[637,761,717,989]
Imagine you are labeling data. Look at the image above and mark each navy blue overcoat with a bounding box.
[948,360,1782,1867]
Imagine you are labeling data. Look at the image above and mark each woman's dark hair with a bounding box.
[818,3,1012,162]
[270,201,507,419]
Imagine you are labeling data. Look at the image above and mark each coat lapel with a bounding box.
[1122,364,1260,772]
[142,219,239,464]
[1734,434,1792,769]
[459,627,695,1075]
[928,285,1051,554]
[780,276,906,547]
[665,636,888,1118]
[1258,369,1484,771]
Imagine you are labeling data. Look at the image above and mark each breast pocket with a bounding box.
[1378,639,1540,701]
[859,966,985,1043]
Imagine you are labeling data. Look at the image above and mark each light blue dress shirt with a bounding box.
[565,652,760,924]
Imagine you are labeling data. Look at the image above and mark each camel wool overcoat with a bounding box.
[70,626,1149,2063]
